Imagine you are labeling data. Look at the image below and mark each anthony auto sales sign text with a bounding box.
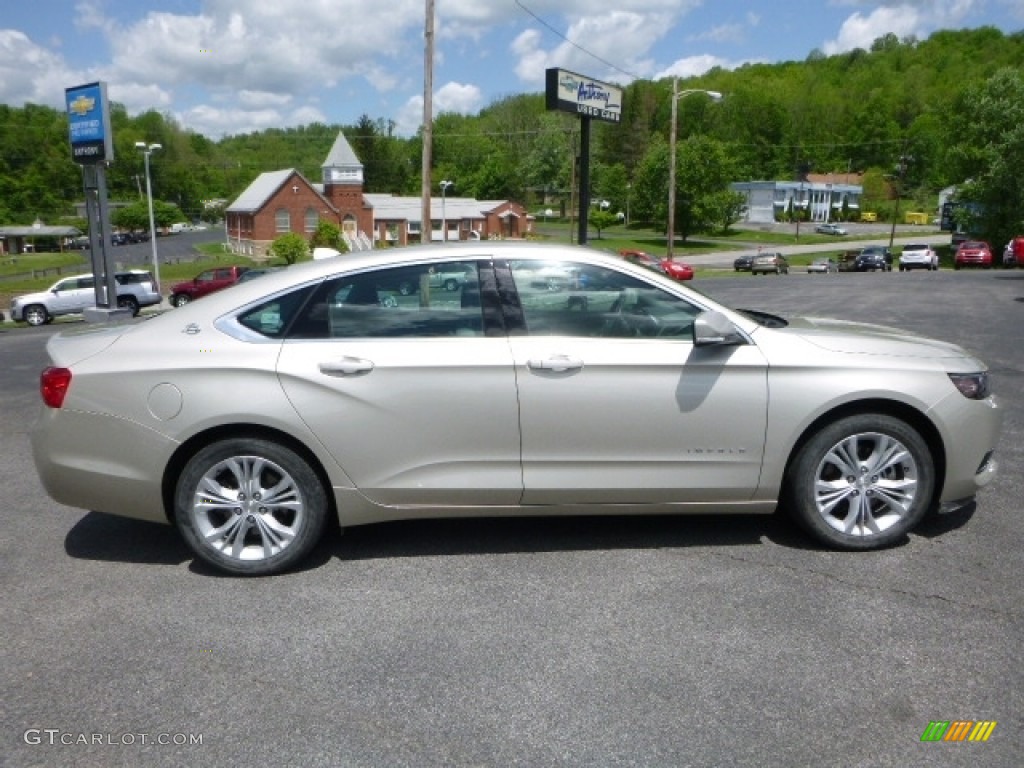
[545,68,622,124]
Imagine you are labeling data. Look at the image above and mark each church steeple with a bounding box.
[322,132,364,186]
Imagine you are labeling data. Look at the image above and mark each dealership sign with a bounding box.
[545,68,622,124]
[65,81,113,165]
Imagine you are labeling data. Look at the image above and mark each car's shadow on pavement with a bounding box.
[64,512,192,566]
[330,513,809,562]
[65,509,816,574]
[65,503,967,573]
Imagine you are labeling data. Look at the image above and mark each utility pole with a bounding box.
[888,148,912,249]
[421,0,434,244]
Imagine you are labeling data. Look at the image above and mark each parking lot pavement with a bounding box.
[680,229,952,268]
[2,270,1021,767]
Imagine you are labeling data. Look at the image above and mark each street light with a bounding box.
[795,181,805,240]
[440,179,453,242]
[135,141,162,304]
[667,80,722,260]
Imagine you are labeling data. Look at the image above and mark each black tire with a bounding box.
[784,414,934,550]
[23,305,49,326]
[174,438,329,576]
[398,281,415,296]
[171,294,191,307]
[116,295,140,316]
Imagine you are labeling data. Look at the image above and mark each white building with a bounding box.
[731,180,863,224]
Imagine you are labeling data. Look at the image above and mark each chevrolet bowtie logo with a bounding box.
[68,95,95,116]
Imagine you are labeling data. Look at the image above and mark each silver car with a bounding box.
[31,243,1002,575]
[11,270,161,325]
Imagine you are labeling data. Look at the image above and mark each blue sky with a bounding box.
[2,0,1022,138]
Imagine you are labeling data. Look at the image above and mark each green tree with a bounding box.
[588,208,620,238]
[270,232,309,265]
[112,200,151,231]
[308,220,348,253]
[944,66,1024,245]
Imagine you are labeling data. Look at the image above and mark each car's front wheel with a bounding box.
[23,305,50,326]
[785,414,934,550]
[170,294,191,307]
[174,438,330,576]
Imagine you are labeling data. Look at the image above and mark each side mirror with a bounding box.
[693,310,745,347]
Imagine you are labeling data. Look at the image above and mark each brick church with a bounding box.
[224,132,529,258]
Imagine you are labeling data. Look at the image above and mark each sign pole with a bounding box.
[66,81,131,323]
[545,68,622,250]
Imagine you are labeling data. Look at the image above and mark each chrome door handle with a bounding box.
[319,357,375,376]
[527,355,584,373]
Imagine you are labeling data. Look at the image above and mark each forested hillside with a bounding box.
[1,27,1022,242]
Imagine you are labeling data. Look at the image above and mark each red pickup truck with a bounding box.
[169,266,249,307]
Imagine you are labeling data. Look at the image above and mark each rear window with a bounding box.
[116,272,154,285]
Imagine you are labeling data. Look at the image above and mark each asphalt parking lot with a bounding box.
[2,268,1021,767]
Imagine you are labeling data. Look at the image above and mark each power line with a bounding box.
[513,0,642,81]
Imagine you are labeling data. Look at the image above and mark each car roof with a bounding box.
[133,241,761,334]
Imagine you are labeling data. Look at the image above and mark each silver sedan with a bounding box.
[31,243,1003,575]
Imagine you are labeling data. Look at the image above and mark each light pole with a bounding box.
[667,80,722,260]
[135,141,162,304]
[888,153,911,249]
[795,181,805,240]
[440,179,453,242]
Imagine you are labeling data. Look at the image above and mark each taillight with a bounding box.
[41,367,72,408]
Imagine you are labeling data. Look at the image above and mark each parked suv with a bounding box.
[898,243,939,271]
[854,246,893,272]
[169,265,249,307]
[11,270,161,326]
[750,252,789,274]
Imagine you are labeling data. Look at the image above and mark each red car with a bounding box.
[619,249,694,281]
[169,265,250,306]
[954,240,993,269]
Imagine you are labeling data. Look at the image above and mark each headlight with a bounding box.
[949,372,990,400]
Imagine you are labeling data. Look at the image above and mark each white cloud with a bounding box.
[180,103,328,139]
[237,90,294,109]
[822,6,922,54]
[821,0,992,55]
[392,80,483,137]
[656,54,741,79]
[688,24,746,44]
[0,30,81,108]
[510,9,678,85]
[434,82,484,114]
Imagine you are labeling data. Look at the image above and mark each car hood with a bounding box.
[776,316,975,361]
[11,290,49,305]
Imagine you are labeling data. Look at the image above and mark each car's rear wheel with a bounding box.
[444,278,459,291]
[23,304,49,326]
[171,294,191,307]
[785,414,934,550]
[116,295,140,316]
[174,438,329,576]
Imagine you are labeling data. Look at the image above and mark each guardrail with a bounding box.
[0,263,91,282]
